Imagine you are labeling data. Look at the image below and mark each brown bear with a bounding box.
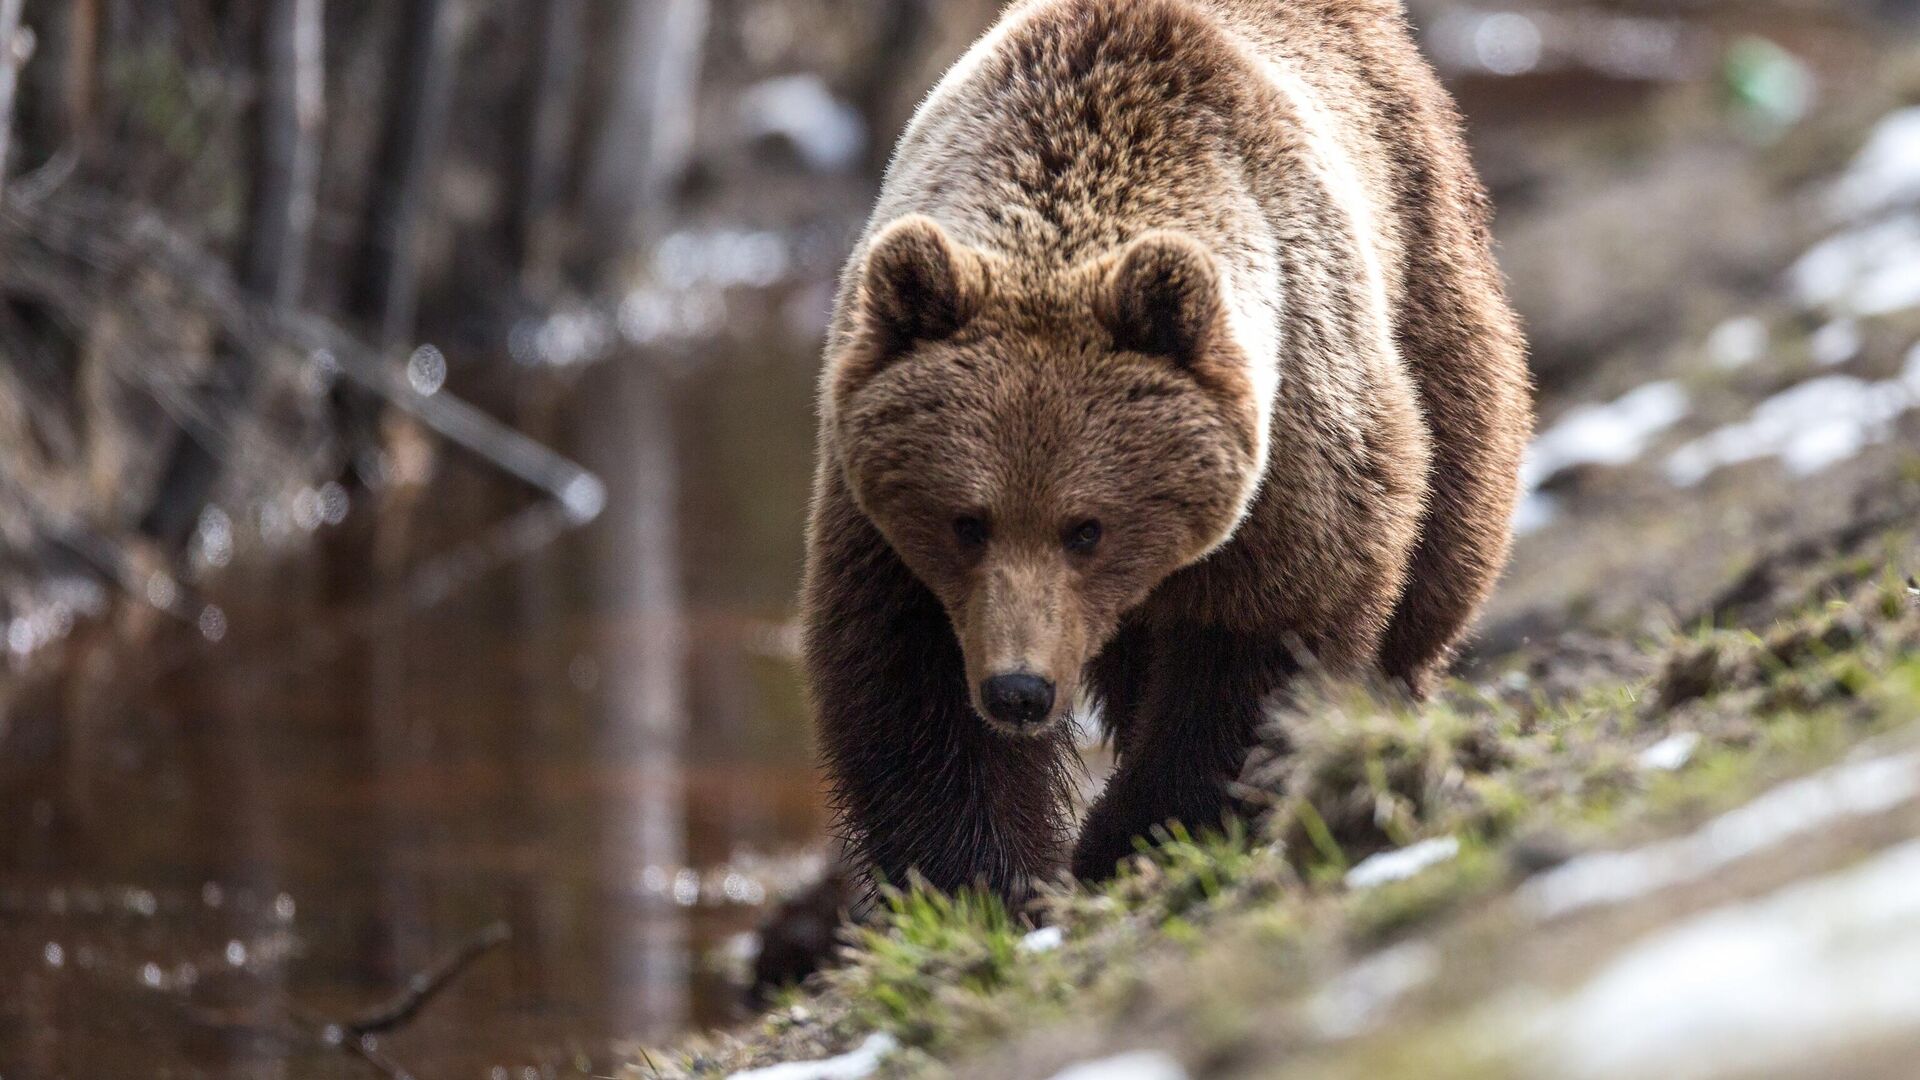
[802,0,1531,902]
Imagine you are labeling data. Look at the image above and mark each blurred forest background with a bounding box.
[1,0,1918,1077]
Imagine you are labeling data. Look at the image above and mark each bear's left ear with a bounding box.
[1095,231,1225,363]
[859,215,988,353]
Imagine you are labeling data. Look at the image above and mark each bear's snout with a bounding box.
[980,673,1056,729]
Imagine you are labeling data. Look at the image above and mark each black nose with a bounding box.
[981,673,1056,726]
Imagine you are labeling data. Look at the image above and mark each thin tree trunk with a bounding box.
[576,0,710,1037]
[62,0,97,140]
[244,0,324,309]
[19,0,96,156]
[506,0,585,284]
[580,0,707,262]
[591,359,688,1037]
[854,0,931,173]
[0,0,34,192]
[351,0,462,350]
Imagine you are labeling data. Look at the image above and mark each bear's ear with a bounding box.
[1096,231,1224,363]
[859,215,987,352]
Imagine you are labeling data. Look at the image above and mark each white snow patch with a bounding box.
[1790,215,1920,317]
[737,75,867,173]
[1808,318,1861,366]
[1705,316,1768,370]
[1513,381,1690,535]
[1511,491,1561,537]
[1306,942,1441,1039]
[727,1033,898,1080]
[1665,351,1920,486]
[1521,382,1691,492]
[1520,753,1920,920]
[1828,106,1920,218]
[1046,1050,1190,1080]
[1637,731,1701,772]
[1535,839,1920,1080]
[1019,925,1065,954]
[1345,836,1461,890]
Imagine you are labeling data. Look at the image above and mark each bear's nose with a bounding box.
[980,673,1055,727]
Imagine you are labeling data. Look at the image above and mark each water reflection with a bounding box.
[0,351,828,1077]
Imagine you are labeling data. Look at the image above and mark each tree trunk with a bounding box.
[244,0,324,309]
[505,0,585,286]
[576,0,710,1037]
[579,0,707,263]
[350,0,462,351]
[61,0,97,140]
[0,0,34,192]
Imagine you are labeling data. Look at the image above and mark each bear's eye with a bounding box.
[953,515,990,549]
[1064,519,1103,554]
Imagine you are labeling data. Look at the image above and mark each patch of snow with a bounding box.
[654,229,791,290]
[1828,107,1920,218]
[1019,925,1065,954]
[1515,381,1690,535]
[1521,753,1920,920]
[1521,381,1691,493]
[727,1033,898,1080]
[1665,353,1920,486]
[1705,316,1768,370]
[738,75,867,173]
[1046,1050,1191,1080]
[1306,942,1440,1039]
[1808,318,1861,367]
[1637,731,1700,772]
[1511,491,1561,537]
[1345,836,1461,890]
[1535,839,1920,1080]
[1790,215,1920,317]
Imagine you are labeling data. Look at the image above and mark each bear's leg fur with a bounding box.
[1086,620,1153,759]
[1376,307,1528,697]
[806,486,1077,904]
[1071,626,1297,882]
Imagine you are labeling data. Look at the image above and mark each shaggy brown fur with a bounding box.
[803,0,1531,900]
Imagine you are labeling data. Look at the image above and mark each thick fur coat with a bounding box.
[803,0,1532,901]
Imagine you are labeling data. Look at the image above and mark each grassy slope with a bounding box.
[632,500,1920,1079]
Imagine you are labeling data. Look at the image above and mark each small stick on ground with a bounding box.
[342,920,513,1036]
[175,920,513,1080]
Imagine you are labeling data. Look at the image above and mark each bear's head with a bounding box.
[831,215,1263,736]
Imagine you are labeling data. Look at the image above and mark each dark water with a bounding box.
[0,356,830,1079]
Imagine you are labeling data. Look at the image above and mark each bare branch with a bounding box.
[174,921,511,1080]
[3,189,605,526]
[343,920,511,1036]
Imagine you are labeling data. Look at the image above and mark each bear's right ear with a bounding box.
[859,215,987,354]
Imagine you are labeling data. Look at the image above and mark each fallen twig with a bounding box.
[173,920,513,1080]
[343,919,513,1036]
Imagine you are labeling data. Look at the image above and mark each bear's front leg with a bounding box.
[804,493,1076,904]
[1071,626,1296,882]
